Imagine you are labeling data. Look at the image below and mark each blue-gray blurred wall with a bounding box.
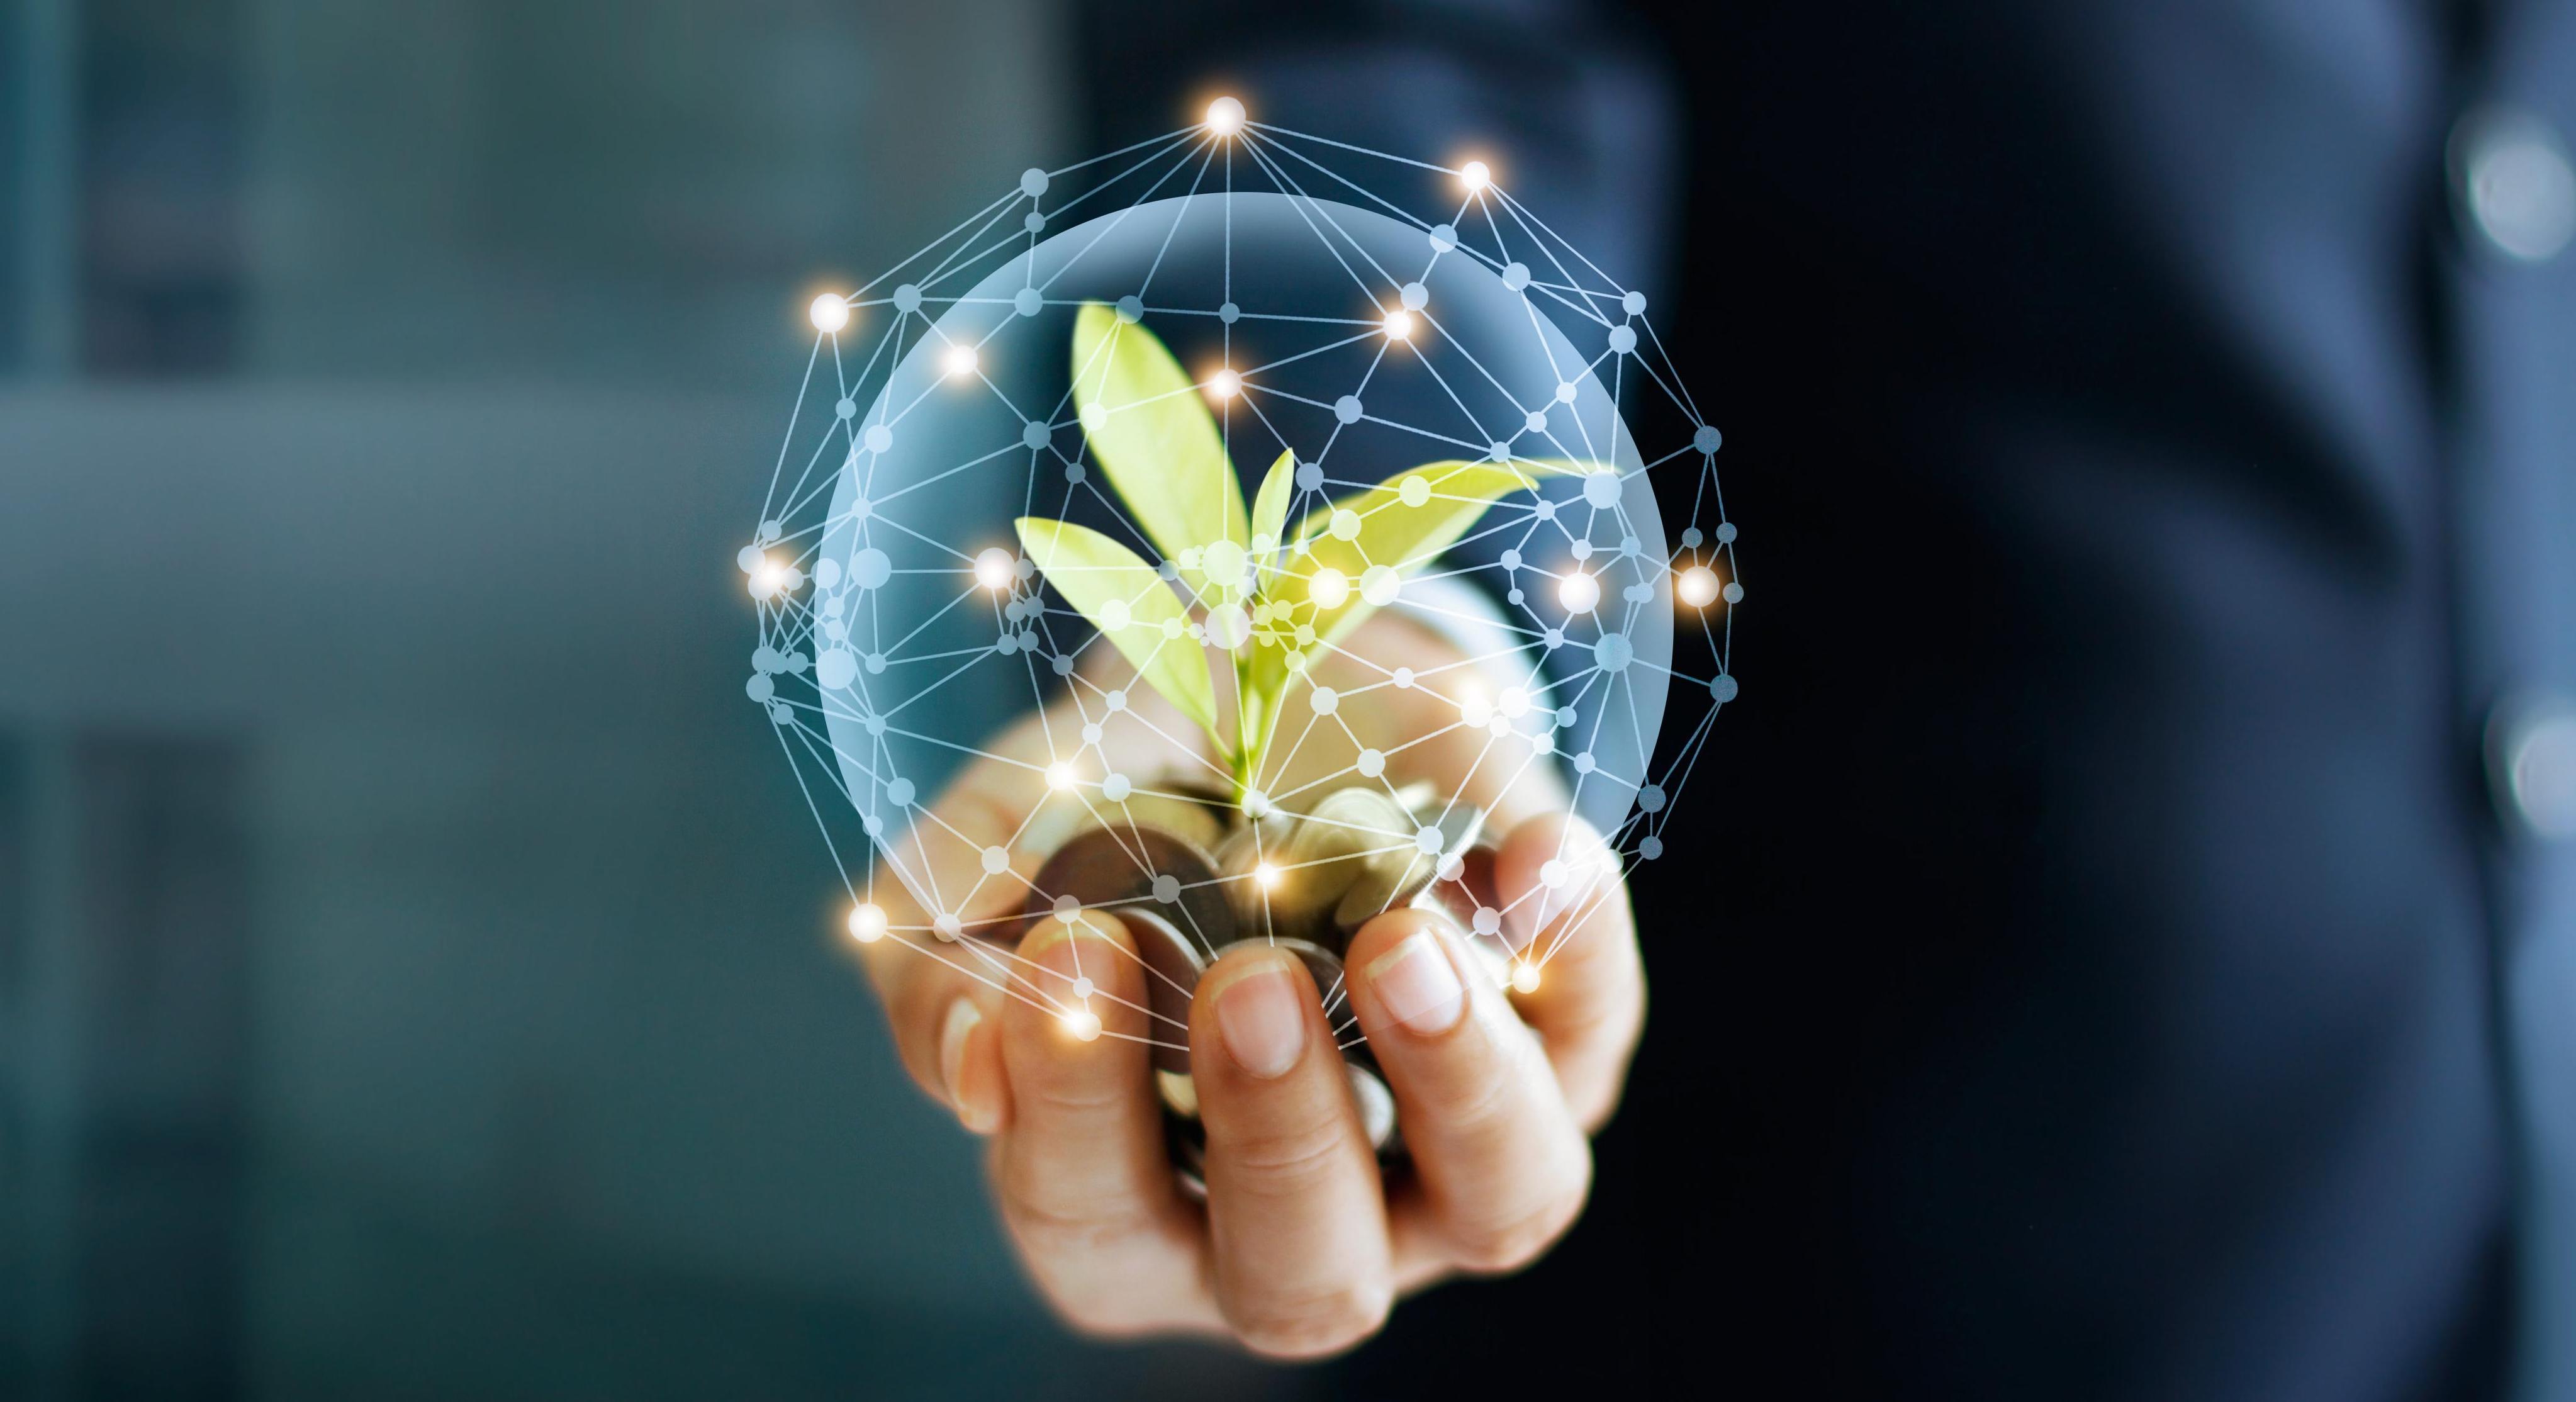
[0,3,1299,1397]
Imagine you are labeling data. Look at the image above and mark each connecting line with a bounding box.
[749,113,1740,1021]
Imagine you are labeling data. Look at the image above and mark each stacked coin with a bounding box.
[1004,781,1501,1191]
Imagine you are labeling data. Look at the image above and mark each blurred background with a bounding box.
[0,1,1403,1396]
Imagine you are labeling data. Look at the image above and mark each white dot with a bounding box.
[1241,788,1273,817]
[1583,473,1620,508]
[943,343,980,378]
[1382,310,1414,340]
[1414,826,1443,855]
[865,424,893,453]
[1623,290,1647,314]
[981,846,1010,874]
[1678,565,1721,607]
[1020,167,1049,197]
[2463,112,2576,262]
[1206,603,1251,650]
[1555,381,1579,404]
[1359,566,1400,607]
[1104,689,1128,712]
[1102,773,1131,801]
[1472,906,1501,936]
[1205,96,1246,135]
[1558,571,1601,614]
[809,294,850,332]
[1063,1007,1101,1040]
[1459,159,1491,192]
[1328,509,1362,541]
[1524,409,1549,434]
[1254,862,1282,890]
[1399,281,1429,310]
[1356,748,1386,777]
[1309,685,1339,715]
[1502,261,1531,291]
[1540,859,1569,889]
[1207,367,1240,400]
[1392,667,1414,689]
[1046,763,1076,791]
[847,904,886,942]
[1397,474,1430,507]
[933,912,962,940]
[974,547,1015,590]
[1511,962,1542,994]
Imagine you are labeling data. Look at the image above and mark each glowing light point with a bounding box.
[1207,367,1241,400]
[1205,96,1246,135]
[1046,763,1076,792]
[1254,862,1283,890]
[809,294,850,332]
[1459,159,1492,193]
[1063,1006,1102,1041]
[943,343,980,378]
[1557,570,1601,614]
[847,903,887,943]
[1382,310,1414,340]
[1510,962,1542,995]
[974,547,1016,590]
[1678,564,1722,608]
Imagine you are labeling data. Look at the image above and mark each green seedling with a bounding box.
[1016,303,1604,799]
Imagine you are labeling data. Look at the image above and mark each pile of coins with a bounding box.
[1001,782,1502,1191]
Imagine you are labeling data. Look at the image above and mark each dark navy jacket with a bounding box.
[1084,3,2576,1397]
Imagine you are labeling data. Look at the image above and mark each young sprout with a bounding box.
[1014,304,1613,801]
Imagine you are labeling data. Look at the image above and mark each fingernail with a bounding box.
[1214,956,1308,1079]
[939,996,992,1129]
[1364,929,1468,1036]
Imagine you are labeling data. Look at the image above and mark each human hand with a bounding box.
[850,614,1645,1357]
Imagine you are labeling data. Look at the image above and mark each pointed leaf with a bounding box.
[1070,304,1248,597]
[1233,457,1606,782]
[1250,449,1296,583]
[1015,515,1219,742]
[1284,457,1603,647]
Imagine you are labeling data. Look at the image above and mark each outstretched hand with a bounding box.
[849,614,1646,1357]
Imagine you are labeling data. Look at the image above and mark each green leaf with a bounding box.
[1015,515,1220,743]
[1070,304,1248,597]
[1250,449,1296,582]
[1284,457,1601,648]
[1229,457,1606,785]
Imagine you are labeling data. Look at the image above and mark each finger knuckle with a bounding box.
[1000,1183,1160,1263]
[1216,1117,1352,1197]
[1231,1280,1394,1359]
[1449,1157,1592,1273]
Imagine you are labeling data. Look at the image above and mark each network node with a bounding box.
[1459,159,1492,193]
[943,344,980,378]
[1204,96,1246,135]
[848,903,887,942]
[1557,570,1601,614]
[1677,564,1721,608]
[809,293,850,332]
